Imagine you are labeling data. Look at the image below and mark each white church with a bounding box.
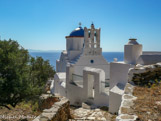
[51,23,161,113]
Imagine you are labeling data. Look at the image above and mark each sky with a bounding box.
[0,0,161,52]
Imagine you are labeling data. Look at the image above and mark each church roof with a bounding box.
[137,55,161,65]
[69,27,84,37]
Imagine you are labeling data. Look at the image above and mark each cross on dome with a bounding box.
[79,22,82,27]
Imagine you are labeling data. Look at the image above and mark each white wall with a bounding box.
[68,50,81,61]
[65,66,109,106]
[124,44,142,64]
[109,83,124,113]
[66,83,84,106]
[66,65,85,106]
[82,67,109,106]
[66,37,84,51]
[109,62,134,113]
[56,51,68,72]
[73,55,110,81]
[54,72,66,97]
[110,62,134,89]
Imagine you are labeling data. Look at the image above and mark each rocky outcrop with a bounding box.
[128,62,161,86]
[33,97,70,121]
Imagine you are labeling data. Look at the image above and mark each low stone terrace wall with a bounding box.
[116,83,137,121]
[116,62,161,121]
[33,96,70,121]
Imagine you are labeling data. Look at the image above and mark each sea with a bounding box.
[29,52,124,69]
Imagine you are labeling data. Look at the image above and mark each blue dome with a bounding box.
[69,27,84,37]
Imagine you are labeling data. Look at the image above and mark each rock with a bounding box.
[155,101,161,105]
[147,112,151,115]
[70,107,111,121]
[120,106,134,114]
[43,106,59,113]
[32,116,40,121]
[116,114,138,121]
[87,117,95,120]
[39,116,48,121]
[40,112,55,121]
[124,83,134,95]
[82,102,91,109]
[100,117,106,120]
[123,94,137,100]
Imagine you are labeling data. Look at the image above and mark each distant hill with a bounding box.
[28,49,62,52]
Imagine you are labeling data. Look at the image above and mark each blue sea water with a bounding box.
[29,52,124,69]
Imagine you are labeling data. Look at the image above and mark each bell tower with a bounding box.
[83,23,102,56]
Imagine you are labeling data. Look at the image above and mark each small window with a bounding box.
[90,60,94,63]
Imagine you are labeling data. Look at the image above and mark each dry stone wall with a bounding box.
[38,94,59,111]
[116,83,138,121]
[33,97,70,121]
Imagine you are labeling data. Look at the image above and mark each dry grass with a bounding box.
[133,83,161,121]
[0,96,59,121]
[0,101,41,121]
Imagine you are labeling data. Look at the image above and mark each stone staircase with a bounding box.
[70,54,82,64]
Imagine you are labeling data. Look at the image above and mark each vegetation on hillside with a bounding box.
[0,39,55,110]
[133,83,161,121]
[131,65,161,120]
[132,66,161,87]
